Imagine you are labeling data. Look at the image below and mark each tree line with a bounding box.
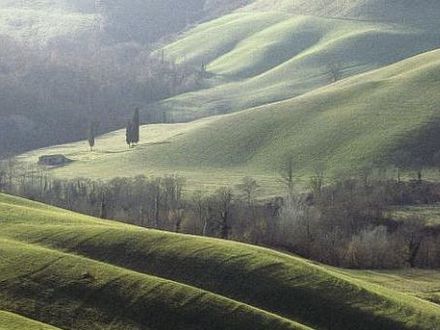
[1,160,440,270]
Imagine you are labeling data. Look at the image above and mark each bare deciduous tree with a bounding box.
[327,61,343,83]
[214,187,234,240]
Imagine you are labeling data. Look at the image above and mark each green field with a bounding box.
[18,48,440,193]
[4,2,440,328]
[10,0,440,194]
[391,205,440,226]
[342,269,440,306]
[156,0,440,121]
[1,193,440,329]
[0,311,59,330]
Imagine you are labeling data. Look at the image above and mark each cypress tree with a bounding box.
[132,108,140,144]
[126,120,133,148]
[88,122,96,151]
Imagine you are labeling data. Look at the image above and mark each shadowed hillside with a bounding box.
[0,0,248,44]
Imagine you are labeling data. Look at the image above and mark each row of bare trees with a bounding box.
[1,161,440,269]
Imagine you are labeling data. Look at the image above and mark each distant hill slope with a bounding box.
[1,193,440,329]
[155,0,440,120]
[0,0,248,44]
[244,0,440,25]
[20,49,440,188]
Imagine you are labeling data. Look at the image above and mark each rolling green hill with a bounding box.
[1,193,440,329]
[0,311,59,330]
[19,48,440,192]
[342,269,440,306]
[155,0,440,121]
[0,194,307,330]
[244,0,440,25]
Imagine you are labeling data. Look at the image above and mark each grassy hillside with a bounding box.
[155,0,440,120]
[19,48,440,191]
[0,311,59,330]
[0,0,247,45]
[244,0,440,25]
[0,194,306,330]
[342,269,440,306]
[1,193,440,329]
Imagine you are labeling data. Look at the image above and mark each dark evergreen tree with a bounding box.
[88,122,97,151]
[132,108,140,144]
[126,120,133,148]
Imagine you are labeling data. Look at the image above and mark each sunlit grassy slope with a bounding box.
[156,0,440,120]
[0,311,59,330]
[0,194,306,330]
[245,0,440,25]
[342,269,440,306]
[19,49,440,191]
[1,193,440,329]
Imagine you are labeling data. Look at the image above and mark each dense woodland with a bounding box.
[1,159,439,270]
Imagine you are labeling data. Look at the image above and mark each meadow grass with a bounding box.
[341,269,440,306]
[1,193,440,329]
[391,205,440,226]
[18,49,440,195]
[157,2,440,120]
[0,311,59,330]
[0,238,307,330]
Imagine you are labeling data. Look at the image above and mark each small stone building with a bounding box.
[38,155,72,167]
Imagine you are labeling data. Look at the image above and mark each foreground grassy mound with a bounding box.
[0,311,59,330]
[20,49,440,191]
[156,0,440,120]
[0,239,303,330]
[1,194,440,329]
